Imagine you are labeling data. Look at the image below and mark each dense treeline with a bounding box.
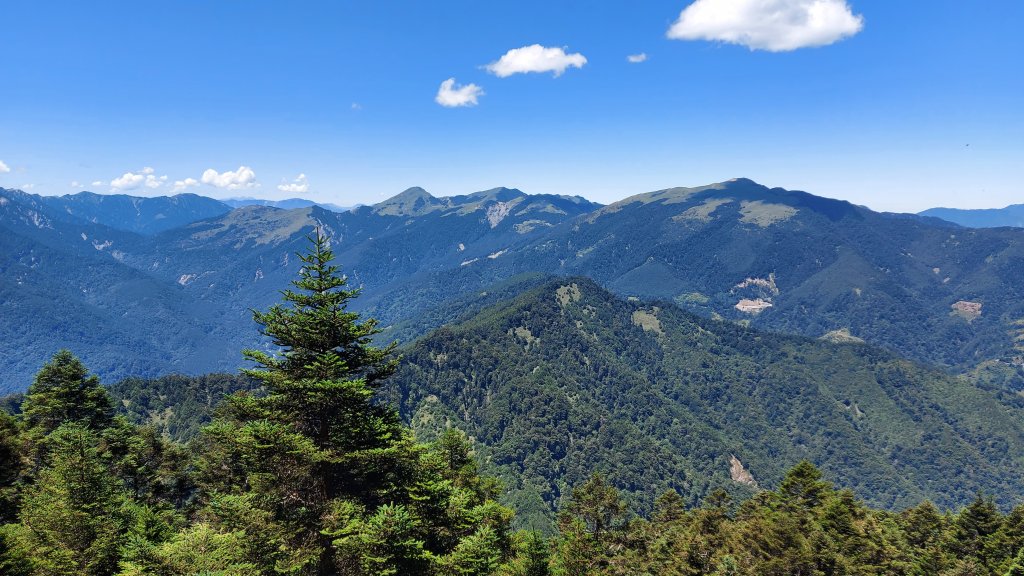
[5,232,1024,575]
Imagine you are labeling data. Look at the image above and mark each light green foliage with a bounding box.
[11,423,127,575]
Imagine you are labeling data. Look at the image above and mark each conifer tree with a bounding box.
[21,350,114,435]
[197,229,513,575]
[10,423,127,575]
[0,412,21,523]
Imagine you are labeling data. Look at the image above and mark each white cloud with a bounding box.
[485,44,587,77]
[667,0,864,52]
[172,178,200,193]
[110,168,167,191]
[71,181,81,188]
[91,180,103,187]
[0,160,9,173]
[627,53,648,63]
[110,171,146,191]
[201,166,258,190]
[277,173,310,194]
[435,78,484,108]
[144,174,165,189]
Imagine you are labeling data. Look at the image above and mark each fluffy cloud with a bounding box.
[91,180,103,187]
[201,166,258,190]
[627,53,648,63]
[485,44,587,77]
[110,171,146,191]
[435,78,484,107]
[0,160,9,173]
[667,0,864,52]
[277,173,310,194]
[71,181,81,188]
[145,174,167,189]
[172,178,200,193]
[110,169,167,191]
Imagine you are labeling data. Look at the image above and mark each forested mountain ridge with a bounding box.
[438,178,1024,369]
[0,187,229,390]
[3,179,1024,390]
[0,185,600,390]
[6,236,1024,574]
[386,277,1024,522]
[14,188,232,234]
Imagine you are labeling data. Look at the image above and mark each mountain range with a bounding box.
[2,179,1023,393]
[6,179,1024,516]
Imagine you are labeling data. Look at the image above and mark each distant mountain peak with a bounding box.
[373,186,447,216]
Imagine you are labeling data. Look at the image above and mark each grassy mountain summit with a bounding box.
[387,277,1024,521]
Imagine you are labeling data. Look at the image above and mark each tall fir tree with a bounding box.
[21,350,114,436]
[196,229,513,575]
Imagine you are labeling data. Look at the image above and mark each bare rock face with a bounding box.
[735,298,773,314]
[730,455,758,487]
[951,300,982,322]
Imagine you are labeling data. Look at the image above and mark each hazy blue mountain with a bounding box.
[222,196,354,212]
[920,204,1024,228]
[0,187,230,393]
[387,277,1024,519]
[0,185,601,389]
[37,190,231,234]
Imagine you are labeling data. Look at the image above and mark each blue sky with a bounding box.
[0,0,1021,212]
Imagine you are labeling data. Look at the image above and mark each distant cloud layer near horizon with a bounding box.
[668,0,864,51]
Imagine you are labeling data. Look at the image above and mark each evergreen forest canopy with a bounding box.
[6,233,1024,575]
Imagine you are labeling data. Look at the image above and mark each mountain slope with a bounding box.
[0,188,232,392]
[0,185,601,388]
[921,204,1024,228]
[387,277,1024,523]
[37,190,231,234]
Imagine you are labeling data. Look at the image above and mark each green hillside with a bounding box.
[387,277,1024,525]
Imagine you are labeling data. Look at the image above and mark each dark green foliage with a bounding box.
[545,462,1024,576]
[191,230,516,574]
[109,373,259,442]
[21,350,114,435]
[0,412,21,523]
